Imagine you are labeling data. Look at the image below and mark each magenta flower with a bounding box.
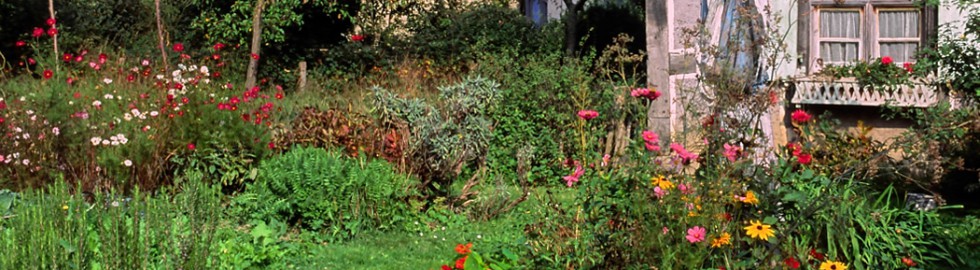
[670,143,699,164]
[577,110,598,120]
[653,186,666,198]
[723,143,740,162]
[686,226,707,243]
[630,88,662,100]
[563,161,585,187]
[642,130,661,151]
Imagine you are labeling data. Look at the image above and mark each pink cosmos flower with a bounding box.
[686,226,707,243]
[577,110,598,120]
[601,154,610,167]
[563,161,585,187]
[723,143,740,162]
[678,183,693,195]
[654,186,666,198]
[670,143,699,164]
[662,227,669,235]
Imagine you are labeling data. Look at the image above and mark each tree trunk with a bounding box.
[48,0,58,71]
[562,0,585,56]
[645,0,671,144]
[245,0,267,89]
[155,0,168,69]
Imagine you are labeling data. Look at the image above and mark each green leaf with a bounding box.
[502,248,518,262]
[763,216,778,225]
[782,191,807,203]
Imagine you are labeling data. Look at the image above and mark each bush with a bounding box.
[405,4,539,67]
[232,147,416,241]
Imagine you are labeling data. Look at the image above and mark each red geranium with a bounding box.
[809,248,825,261]
[790,109,812,124]
[213,43,226,51]
[32,27,45,38]
[187,143,196,151]
[47,28,57,36]
[251,53,260,60]
[903,62,913,73]
[15,40,25,47]
[455,243,473,255]
[42,69,53,79]
[881,56,893,65]
[62,53,72,62]
[441,265,452,270]
[46,18,56,26]
[351,34,365,42]
[901,257,916,267]
[796,153,812,165]
[784,257,801,269]
[172,43,184,52]
[455,256,467,269]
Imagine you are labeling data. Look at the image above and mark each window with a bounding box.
[877,9,920,64]
[811,2,924,68]
[818,9,863,64]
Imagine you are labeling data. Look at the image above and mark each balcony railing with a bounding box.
[791,77,941,107]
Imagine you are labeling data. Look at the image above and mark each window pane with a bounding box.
[821,42,859,62]
[880,42,919,63]
[880,11,919,38]
[820,11,861,38]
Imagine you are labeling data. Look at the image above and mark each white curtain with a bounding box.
[879,11,919,63]
[820,11,861,62]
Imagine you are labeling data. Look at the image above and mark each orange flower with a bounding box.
[455,243,472,255]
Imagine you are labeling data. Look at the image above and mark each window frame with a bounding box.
[813,8,866,66]
[874,7,921,64]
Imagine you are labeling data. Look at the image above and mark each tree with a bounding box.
[563,0,589,56]
[245,0,266,89]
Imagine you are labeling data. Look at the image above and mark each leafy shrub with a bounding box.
[233,147,416,241]
[213,220,290,269]
[476,50,592,186]
[372,76,500,197]
[405,4,539,67]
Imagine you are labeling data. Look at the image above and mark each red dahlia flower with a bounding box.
[784,257,800,269]
[881,56,893,65]
[46,18,56,26]
[47,28,57,36]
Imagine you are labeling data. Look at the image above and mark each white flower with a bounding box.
[123,113,132,121]
[188,65,198,72]
[131,109,141,116]
[101,140,110,146]
[103,78,113,85]
[178,64,187,71]
[92,100,102,107]
[25,110,34,115]
[111,141,119,146]
[52,127,59,136]
[104,94,114,99]
[109,135,118,141]
[200,66,209,74]
[13,127,21,133]
[156,74,165,80]
[141,59,150,66]
[22,133,29,140]
[21,159,29,166]
[19,96,25,102]
[29,115,36,121]
[91,137,102,146]
[131,67,140,72]
[149,111,159,117]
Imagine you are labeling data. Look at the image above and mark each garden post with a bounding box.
[645,0,671,145]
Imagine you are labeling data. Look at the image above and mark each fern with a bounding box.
[231,147,417,242]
